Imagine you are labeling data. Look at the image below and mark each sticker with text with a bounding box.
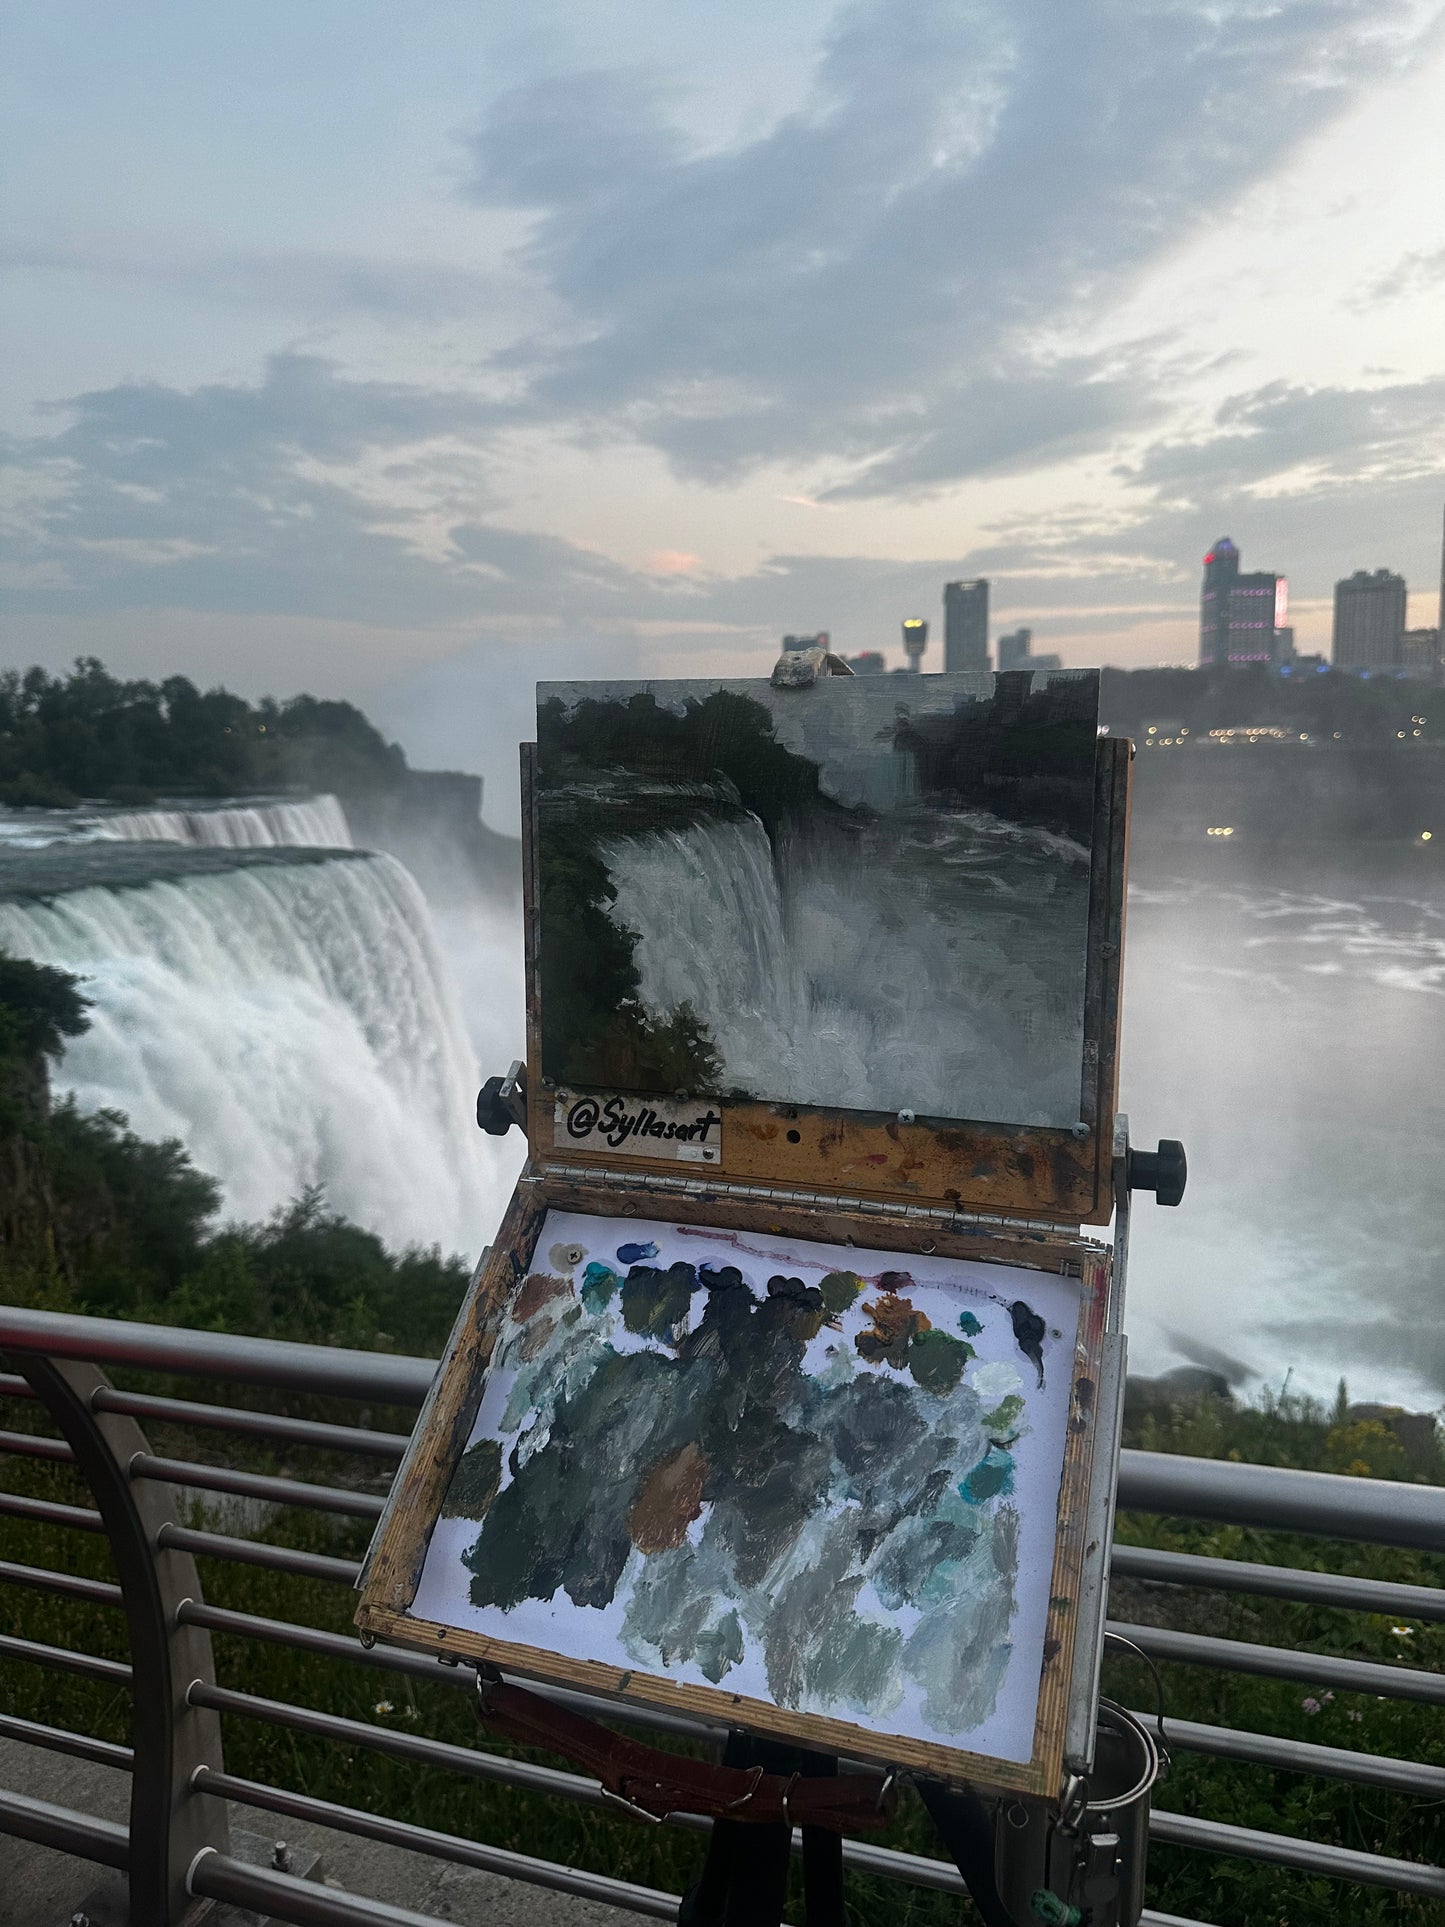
[554,1091,722,1165]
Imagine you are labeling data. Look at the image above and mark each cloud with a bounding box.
[461,0,1432,489]
[0,237,516,326]
[1354,245,1445,306]
[1124,376,1445,496]
[0,353,661,626]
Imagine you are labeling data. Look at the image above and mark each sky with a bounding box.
[3,0,1445,788]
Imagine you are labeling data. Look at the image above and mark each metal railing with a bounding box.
[1,1303,1441,1926]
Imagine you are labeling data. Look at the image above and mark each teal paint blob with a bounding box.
[957,1311,983,1337]
[581,1262,620,1312]
[959,1445,1014,1504]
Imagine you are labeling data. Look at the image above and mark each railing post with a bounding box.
[15,1355,229,1924]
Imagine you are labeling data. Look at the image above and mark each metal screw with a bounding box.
[272,1839,290,1871]
[70,1914,91,1927]
[897,1108,916,1125]
[1071,1122,1090,1140]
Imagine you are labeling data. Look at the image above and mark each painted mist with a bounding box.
[535,673,1100,1131]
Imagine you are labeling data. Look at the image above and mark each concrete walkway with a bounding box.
[0,1739,645,1927]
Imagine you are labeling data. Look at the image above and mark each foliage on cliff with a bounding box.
[0,657,407,806]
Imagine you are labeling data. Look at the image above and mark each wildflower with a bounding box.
[1345,1711,1364,1723]
[1321,1692,1334,1704]
[373,1700,394,1716]
[1390,1625,1413,1638]
[1301,1697,1321,1715]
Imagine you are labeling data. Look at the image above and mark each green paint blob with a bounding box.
[982,1392,1025,1432]
[957,1311,983,1337]
[959,1446,1014,1504]
[907,1329,970,1396]
[441,1437,502,1521]
[621,1261,696,1339]
[819,1269,863,1314]
[581,1262,619,1313]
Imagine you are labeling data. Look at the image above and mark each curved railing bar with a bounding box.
[5,1355,230,1922]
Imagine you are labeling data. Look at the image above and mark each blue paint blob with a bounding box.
[959,1445,1014,1505]
[616,1240,659,1264]
[581,1262,620,1312]
[957,1311,983,1338]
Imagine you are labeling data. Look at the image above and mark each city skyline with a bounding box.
[3,2,1444,782]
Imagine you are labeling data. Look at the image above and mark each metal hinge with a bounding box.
[540,1160,1083,1241]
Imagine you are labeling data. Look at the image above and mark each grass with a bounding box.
[1,1382,1442,1926]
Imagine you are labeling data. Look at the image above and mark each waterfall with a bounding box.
[601,810,1089,1125]
[0,853,517,1256]
[94,794,353,849]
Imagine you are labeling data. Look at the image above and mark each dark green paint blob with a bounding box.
[818,1269,863,1314]
[581,1261,619,1312]
[959,1445,1015,1504]
[441,1437,502,1521]
[621,1261,696,1340]
[957,1311,983,1338]
[696,1609,744,1683]
[907,1329,971,1396]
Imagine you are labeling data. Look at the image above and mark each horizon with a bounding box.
[4,1,1445,784]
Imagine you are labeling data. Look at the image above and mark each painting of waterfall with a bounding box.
[536,672,1099,1129]
[406,1208,1083,1766]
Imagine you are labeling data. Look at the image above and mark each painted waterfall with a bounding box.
[409,1209,1082,1763]
[536,672,1099,1129]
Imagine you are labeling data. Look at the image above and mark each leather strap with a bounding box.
[474,1669,898,1834]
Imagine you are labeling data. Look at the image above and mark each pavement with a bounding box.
[0,1739,646,1927]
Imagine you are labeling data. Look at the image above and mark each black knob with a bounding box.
[476,1077,514,1136]
[1127,1138,1187,1206]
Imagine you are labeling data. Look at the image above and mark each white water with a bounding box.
[1122,863,1445,1409]
[0,853,511,1255]
[0,794,352,851]
[601,809,1089,1124]
[95,795,353,849]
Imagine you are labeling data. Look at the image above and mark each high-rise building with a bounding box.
[1199,538,1287,665]
[996,626,1062,672]
[944,580,989,672]
[902,618,928,672]
[1333,570,1407,671]
[844,651,886,674]
[996,627,1032,672]
[1401,629,1442,682]
[781,632,831,653]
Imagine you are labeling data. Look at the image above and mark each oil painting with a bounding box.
[406,1209,1084,1765]
[536,671,1099,1130]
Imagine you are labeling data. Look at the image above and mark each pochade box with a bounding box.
[357,665,1132,1801]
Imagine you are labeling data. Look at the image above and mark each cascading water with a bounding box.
[601,808,1089,1124]
[92,795,352,849]
[0,852,513,1255]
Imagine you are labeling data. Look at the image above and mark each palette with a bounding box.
[357,665,1133,1797]
[359,1175,1111,1790]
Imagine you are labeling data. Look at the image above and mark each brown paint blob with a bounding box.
[628,1440,710,1554]
[856,1295,931,1369]
[513,1271,572,1322]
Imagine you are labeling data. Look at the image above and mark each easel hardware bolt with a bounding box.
[897,1108,916,1125]
[1071,1122,1090,1140]
[272,1840,290,1871]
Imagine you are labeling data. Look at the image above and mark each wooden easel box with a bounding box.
[356,728,1133,1795]
[357,1165,1114,1796]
